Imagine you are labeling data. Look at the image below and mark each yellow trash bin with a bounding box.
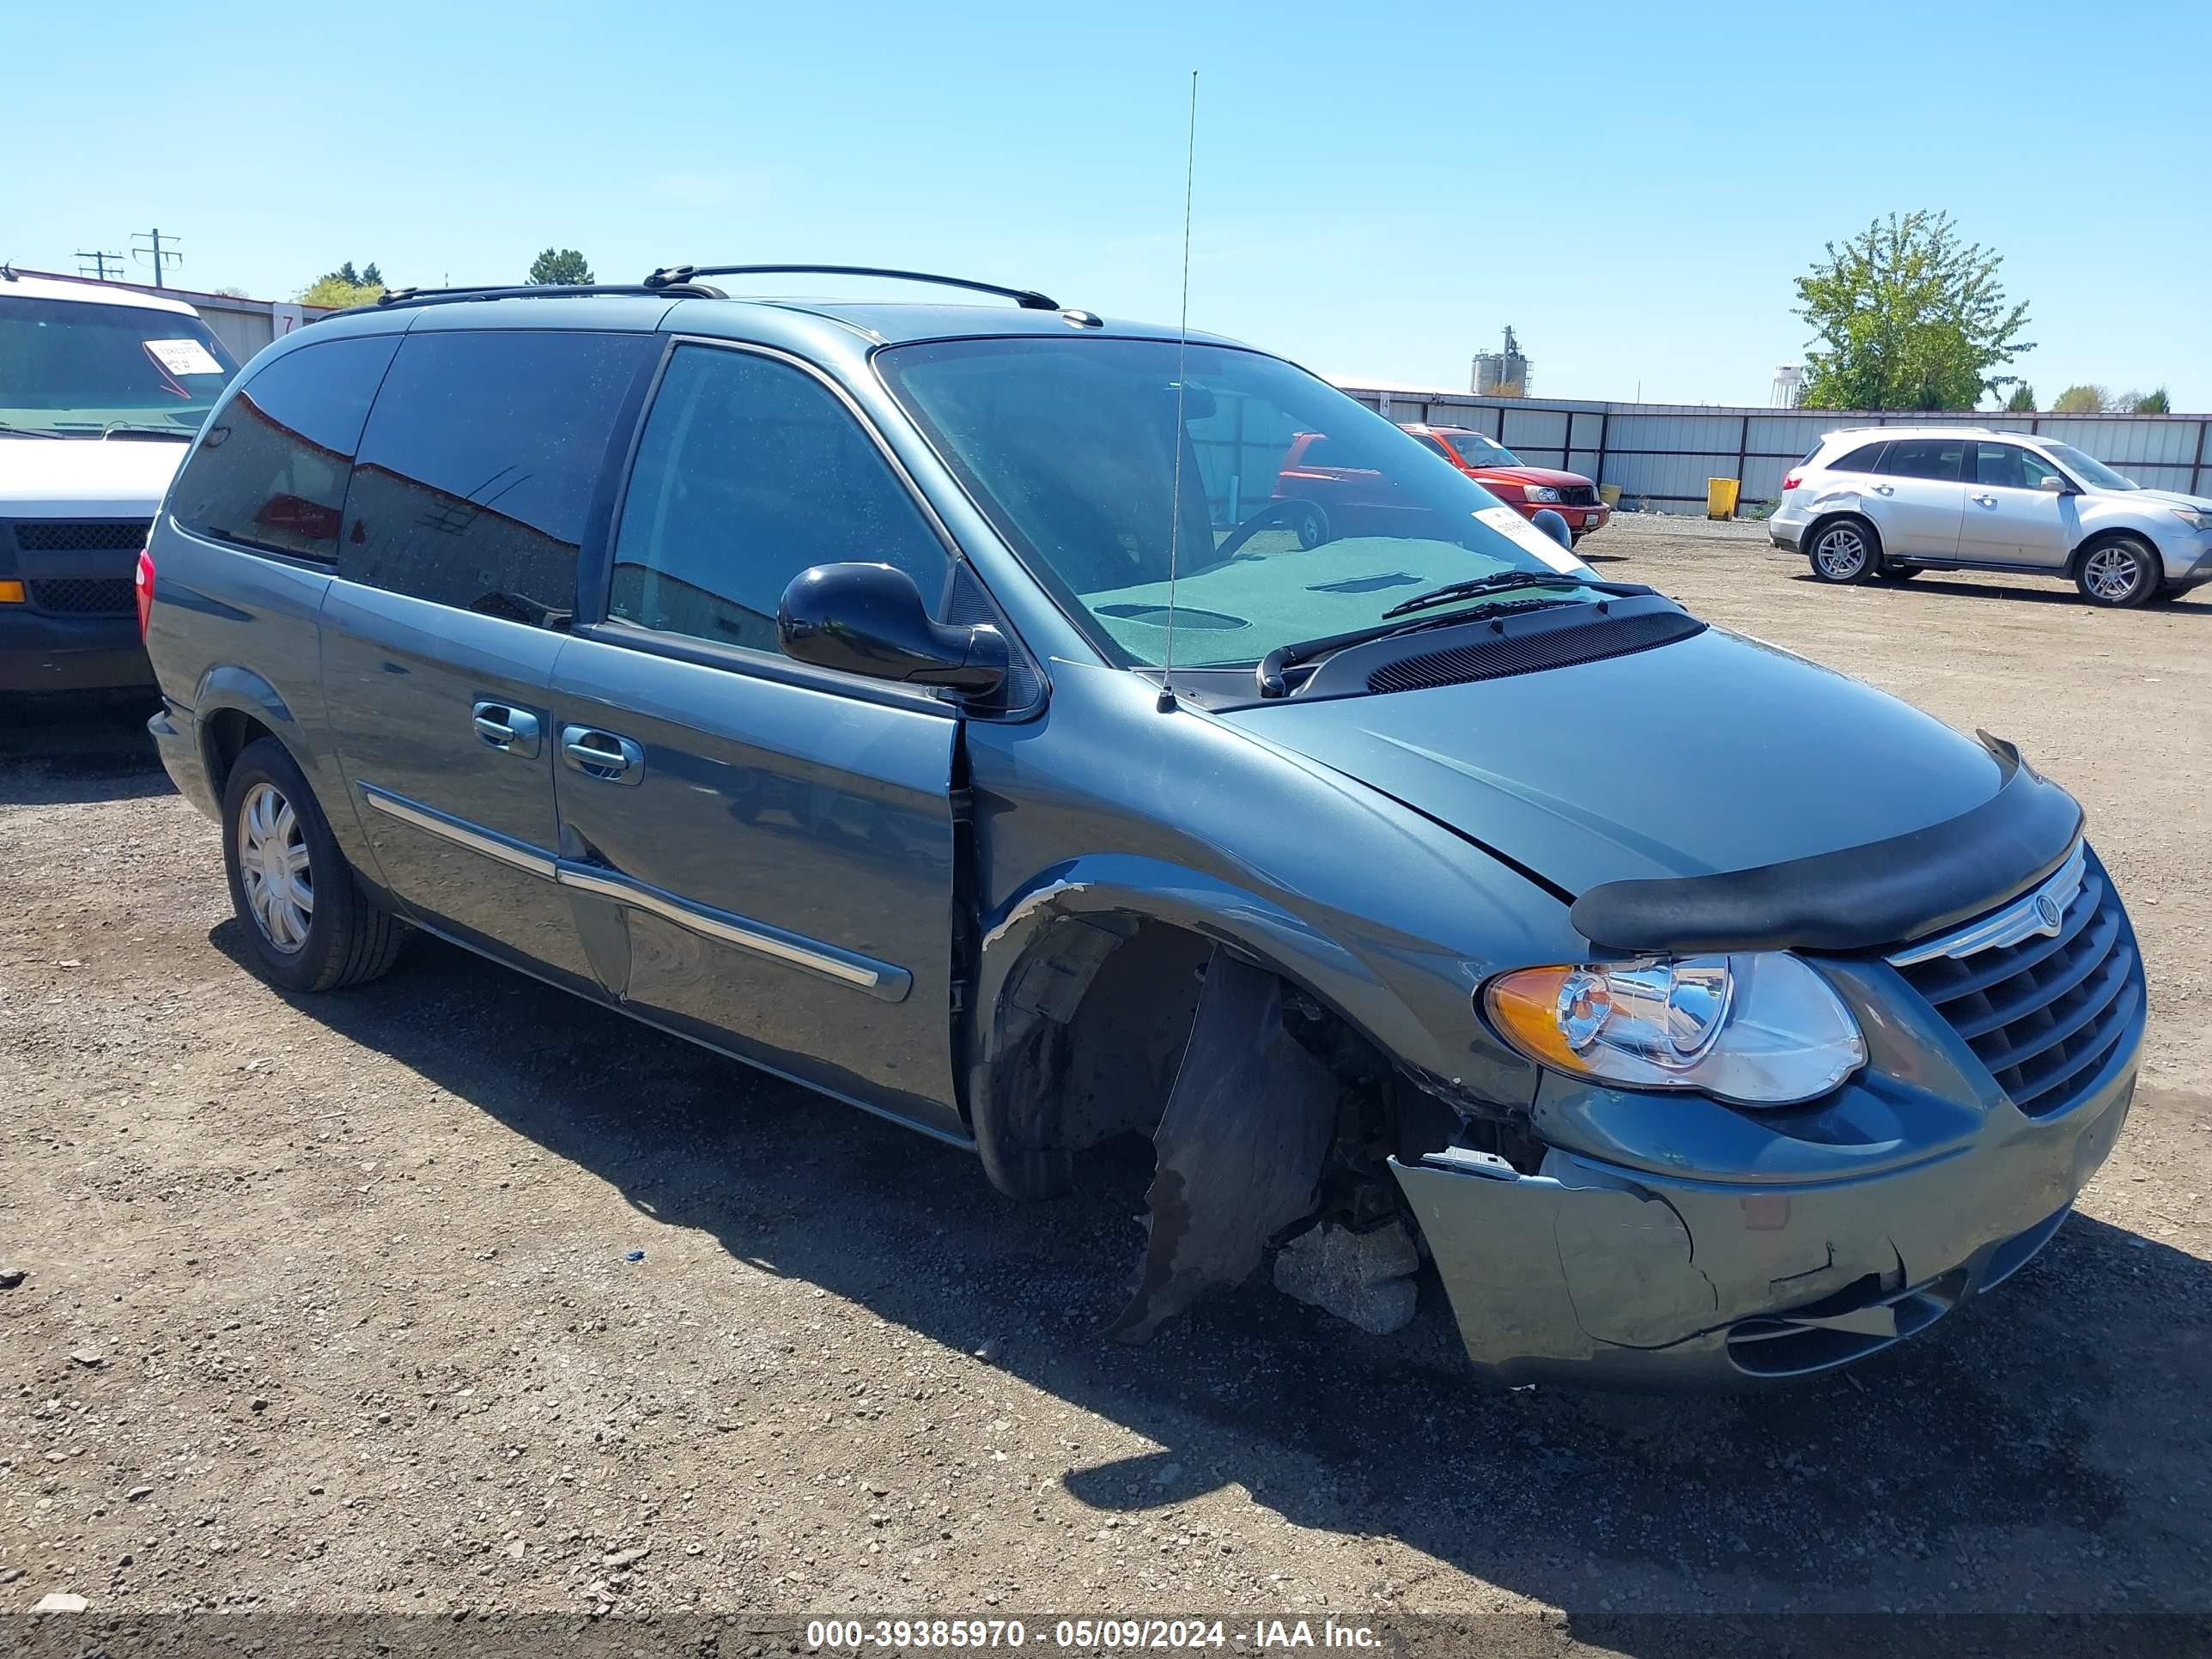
[1706,477,1741,520]
[1598,483,1623,509]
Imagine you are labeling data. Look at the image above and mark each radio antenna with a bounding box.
[1158,69,1198,714]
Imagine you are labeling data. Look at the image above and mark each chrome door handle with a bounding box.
[1872,483,1895,495]
[560,726,644,785]
[1972,494,1998,507]
[471,702,542,757]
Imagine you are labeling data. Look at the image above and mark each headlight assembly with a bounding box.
[1522,483,1563,503]
[2168,504,2209,531]
[1484,953,1866,1107]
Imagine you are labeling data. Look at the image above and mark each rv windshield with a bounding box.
[0,295,240,437]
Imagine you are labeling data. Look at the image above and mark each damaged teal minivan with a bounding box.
[141,266,2143,1387]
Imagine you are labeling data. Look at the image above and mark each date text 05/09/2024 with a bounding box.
[802,1618,1383,1650]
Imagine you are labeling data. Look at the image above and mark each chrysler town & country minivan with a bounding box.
[142,267,2144,1387]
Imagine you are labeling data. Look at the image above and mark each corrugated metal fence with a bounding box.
[1336,386,2210,513]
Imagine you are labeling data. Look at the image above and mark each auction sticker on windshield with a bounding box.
[145,338,225,378]
[1474,505,1593,575]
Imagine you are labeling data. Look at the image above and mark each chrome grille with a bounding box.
[28,578,137,616]
[13,519,149,553]
[1892,848,2142,1118]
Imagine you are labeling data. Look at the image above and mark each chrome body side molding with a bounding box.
[356,782,908,1000]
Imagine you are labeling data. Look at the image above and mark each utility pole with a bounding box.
[131,228,183,289]
[76,249,127,282]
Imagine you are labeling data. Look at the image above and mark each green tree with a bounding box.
[2052,385,2108,414]
[1795,211,2033,410]
[2130,387,2171,414]
[2004,384,2037,413]
[299,275,384,308]
[302,259,387,307]
[527,247,594,285]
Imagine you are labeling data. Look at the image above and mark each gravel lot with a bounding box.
[4,515,2209,1635]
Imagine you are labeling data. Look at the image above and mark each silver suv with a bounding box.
[1769,425,2212,607]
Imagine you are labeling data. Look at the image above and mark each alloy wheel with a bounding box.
[238,781,313,953]
[1814,526,1868,580]
[2084,546,2142,602]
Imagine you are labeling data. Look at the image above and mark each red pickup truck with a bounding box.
[1402,423,1610,541]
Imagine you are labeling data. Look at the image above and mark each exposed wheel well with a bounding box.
[969,912,1466,1203]
[202,709,275,800]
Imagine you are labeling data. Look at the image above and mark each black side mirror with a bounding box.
[777,562,1009,695]
[1529,507,1574,549]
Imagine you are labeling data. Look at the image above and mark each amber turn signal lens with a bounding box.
[0,580,26,605]
[1484,966,1586,1072]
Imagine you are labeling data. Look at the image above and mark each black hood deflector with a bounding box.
[1570,735,2083,956]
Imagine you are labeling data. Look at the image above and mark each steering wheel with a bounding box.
[1212,497,1330,561]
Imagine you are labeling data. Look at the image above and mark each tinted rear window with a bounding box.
[1829,441,1887,473]
[337,330,656,623]
[1877,437,1966,481]
[167,335,398,561]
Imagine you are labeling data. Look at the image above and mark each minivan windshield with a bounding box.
[0,295,240,438]
[878,337,1597,668]
[2041,441,2137,492]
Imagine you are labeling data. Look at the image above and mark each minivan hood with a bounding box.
[1219,624,2008,897]
[0,435,187,518]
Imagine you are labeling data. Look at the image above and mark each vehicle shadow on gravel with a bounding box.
[0,698,169,805]
[222,921,2212,1618]
[1784,573,2211,613]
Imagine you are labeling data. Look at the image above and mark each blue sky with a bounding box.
[7,0,2207,409]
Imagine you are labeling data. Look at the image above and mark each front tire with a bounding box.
[1808,517,1877,584]
[2075,536,2159,609]
[221,738,406,993]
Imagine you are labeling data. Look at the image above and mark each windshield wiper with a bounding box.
[1255,596,1578,698]
[0,423,64,440]
[1379,569,1590,620]
[101,421,194,441]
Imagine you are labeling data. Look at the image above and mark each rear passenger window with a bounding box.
[168,335,398,561]
[338,331,656,623]
[1830,441,1887,473]
[1877,437,1966,481]
[607,345,952,656]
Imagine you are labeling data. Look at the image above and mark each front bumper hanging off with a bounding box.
[1395,757,2140,1389]
[1392,867,2142,1389]
[1392,1048,2132,1389]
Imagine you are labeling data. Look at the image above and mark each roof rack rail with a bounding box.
[336,280,728,318]
[642,264,1059,312]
